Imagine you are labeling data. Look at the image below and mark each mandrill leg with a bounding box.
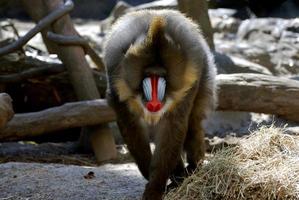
[167,156,187,191]
[143,96,195,200]
[184,123,205,172]
[114,103,152,180]
[184,91,208,172]
[143,119,188,200]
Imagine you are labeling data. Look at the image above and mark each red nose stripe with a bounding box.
[146,76,162,112]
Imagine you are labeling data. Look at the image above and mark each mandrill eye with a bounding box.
[157,77,166,101]
[143,77,152,101]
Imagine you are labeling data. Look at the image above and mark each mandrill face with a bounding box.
[115,61,174,125]
[113,36,199,125]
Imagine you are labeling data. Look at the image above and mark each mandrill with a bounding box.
[103,9,217,200]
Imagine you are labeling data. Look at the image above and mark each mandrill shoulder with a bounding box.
[104,10,208,68]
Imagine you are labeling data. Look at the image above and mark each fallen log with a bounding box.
[217,73,299,122]
[1,74,299,140]
[0,99,115,140]
[0,93,14,128]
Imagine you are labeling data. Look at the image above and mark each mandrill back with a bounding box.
[103,9,217,200]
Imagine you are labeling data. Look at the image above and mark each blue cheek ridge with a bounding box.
[158,77,166,101]
[143,77,152,101]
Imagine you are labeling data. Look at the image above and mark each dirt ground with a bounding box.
[0,162,146,200]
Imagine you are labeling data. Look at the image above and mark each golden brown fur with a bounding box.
[103,9,217,200]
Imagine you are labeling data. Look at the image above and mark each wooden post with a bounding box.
[178,0,215,49]
[0,93,14,129]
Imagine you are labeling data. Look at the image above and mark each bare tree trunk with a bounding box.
[21,0,116,162]
[178,0,214,49]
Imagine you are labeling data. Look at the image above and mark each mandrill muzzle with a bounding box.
[142,75,166,112]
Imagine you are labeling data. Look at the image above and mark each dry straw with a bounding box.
[165,126,299,200]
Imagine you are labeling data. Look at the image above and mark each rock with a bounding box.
[216,40,273,71]
[209,9,241,34]
[131,0,177,11]
[264,0,299,18]
[285,127,299,135]
[208,0,298,18]
[203,111,252,137]
[0,162,145,200]
[289,75,299,81]
[209,8,237,18]
[203,111,299,138]
[214,52,272,75]
[217,18,299,75]
[229,56,272,74]
[214,52,235,74]
[237,18,289,40]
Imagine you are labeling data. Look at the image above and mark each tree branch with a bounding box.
[0,0,74,57]
[46,32,105,70]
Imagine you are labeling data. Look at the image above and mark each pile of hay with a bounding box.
[165,126,299,200]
